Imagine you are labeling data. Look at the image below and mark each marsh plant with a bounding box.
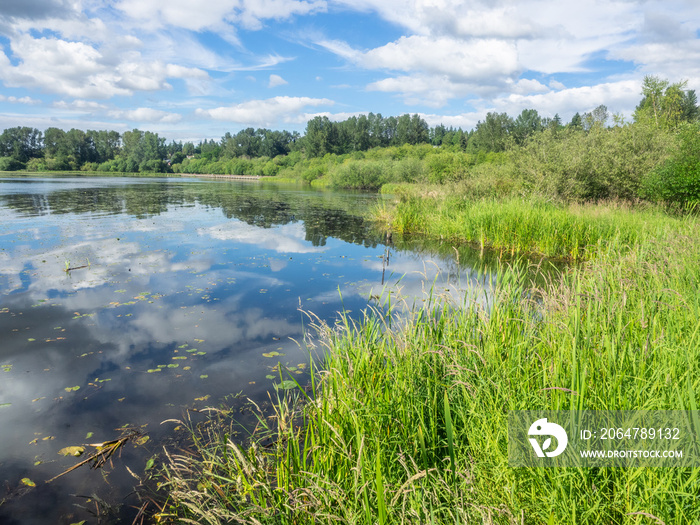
[158,209,700,524]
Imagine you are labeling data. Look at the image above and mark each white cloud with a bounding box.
[0,94,40,104]
[115,0,327,31]
[268,74,288,88]
[367,74,473,107]
[0,33,211,99]
[493,80,642,118]
[321,35,519,83]
[510,78,550,95]
[0,35,130,98]
[320,35,521,105]
[108,107,183,123]
[53,99,108,111]
[195,96,334,126]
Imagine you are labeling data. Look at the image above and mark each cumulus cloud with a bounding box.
[115,0,327,31]
[108,107,183,123]
[367,74,472,107]
[0,94,40,104]
[195,96,334,126]
[322,35,519,83]
[0,33,210,99]
[53,99,108,111]
[268,74,289,88]
[320,35,520,105]
[319,0,700,110]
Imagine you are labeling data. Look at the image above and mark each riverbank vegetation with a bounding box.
[158,214,700,523]
[4,76,700,523]
[154,78,700,524]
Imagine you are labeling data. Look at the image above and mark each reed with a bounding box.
[159,213,700,523]
[379,193,689,260]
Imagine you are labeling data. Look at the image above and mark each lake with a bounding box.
[0,175,496,524]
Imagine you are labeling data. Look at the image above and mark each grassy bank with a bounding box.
[376,189,692,260]
[158,200,700,523]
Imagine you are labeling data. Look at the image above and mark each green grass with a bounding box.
[158,211,700,523]
[377,191,691,260]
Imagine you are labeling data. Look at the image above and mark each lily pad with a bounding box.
[64,386,80,392]
[58,446,85,457]
[21,478,36,487]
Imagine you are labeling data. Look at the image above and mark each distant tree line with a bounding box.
[0,75,697,175]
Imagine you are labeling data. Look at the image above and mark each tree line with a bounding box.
[0,75,697,174]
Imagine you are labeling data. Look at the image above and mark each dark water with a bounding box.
[0,176,496,524]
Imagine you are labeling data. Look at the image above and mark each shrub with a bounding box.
[512,124,674,201]
[642,123,700,206]
[0,157,25,171]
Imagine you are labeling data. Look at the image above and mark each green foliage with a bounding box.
[511,124,674,201]
[382,194,677,260]
[0,156,24,171]
[161,214,700,523]
[634,76,698,129]
[642,123,700,205]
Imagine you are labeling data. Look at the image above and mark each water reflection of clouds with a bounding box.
[199,221,327,254]
[307,250,494,311]
[1,180,499,523]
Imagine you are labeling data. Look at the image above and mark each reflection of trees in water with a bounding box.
[1,179,567,277]
[0,180,383,249]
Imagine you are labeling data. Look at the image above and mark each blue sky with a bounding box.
[0,0,699,143]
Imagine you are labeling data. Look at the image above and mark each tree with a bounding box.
[88,130,121,163]
[582,105,609,131]
[512,109,542,145]
[634,76,698,129]
[469,112,513,152]
[569,112,583,130]
[682,90,699,122]
[0,127,42,162]
[305,116,338,157]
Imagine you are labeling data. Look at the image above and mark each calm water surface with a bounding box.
[0,176,493,524]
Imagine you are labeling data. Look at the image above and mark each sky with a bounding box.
[1,0,699,143]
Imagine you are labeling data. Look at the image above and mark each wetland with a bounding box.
[0,175,495,524]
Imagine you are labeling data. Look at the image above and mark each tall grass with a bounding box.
[158,214,700,524]
[380,193,687,260]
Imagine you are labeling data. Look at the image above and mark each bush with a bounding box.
[0,157,24,171]
[81,162,100,172]
[642,123,700,206]
[26,158,47,172]
[328,160,392,190]
[512,124,674,201]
